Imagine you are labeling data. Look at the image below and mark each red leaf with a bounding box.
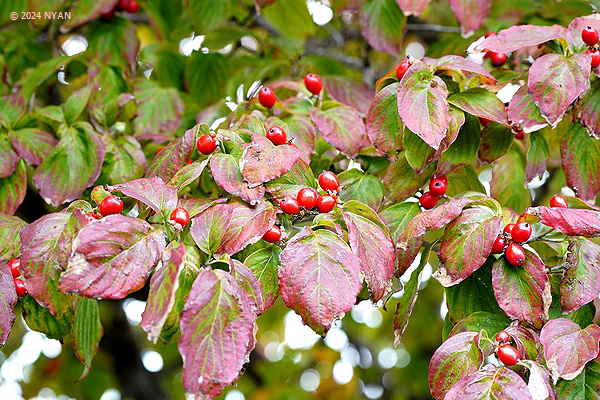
[229,259,265,315]
[210,153,265,205]
[492,250,551,328]
[575,78,600,139]
[528,54,590,128]
[448,0,490,37]
[0,136,20,178]
[341,201,396,302]
[112,177,178,216]
[540,318,600,383]
[178,197,228,219]
[266,115,316,164]
[428,331,484,399]
[310,105,371,158]
[240,134,301,186]
[521,360,556,400]
[59,215,166,300]
[529,206,600,237]
[140,242,186,344]
[476,24,567,53]
[190,204,234,256]
[279,227,362,335]
[428,55,496,84]
[561,238,600,313]
[445,365,532,400]
[507,85,548,133]
[179,267,256,399]
[396,0,430,16]
[218,200,277,255]
[323,76,375,116]
[397,61,450,150]
[0,262,17,347]
[560,123,600,202]
[366,82,404,161]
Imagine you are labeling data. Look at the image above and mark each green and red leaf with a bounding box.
[448,0,490,36]
[561,238,600,313]
[190,204,234,256]
[447,88,508,126]
[476,24,567,53]
[0,262,17,347]
[113,177,179,216]
[218,200,277,255]
[310,104,371,158]
[0,159,27,215]
[210,153,265,205]
[358,0,406,56]
[72,297,103,380]
[244,246,282,311]
[445,365,532,400]
[560,122,600,202]
[366,82,404,161]
[507,85,548,133]
[240,134,302,186]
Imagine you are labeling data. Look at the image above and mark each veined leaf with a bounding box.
[478,122,513,164]
[0,214,26,262]
[359,0,406,56]
[491,148,531,212]
[528,206,600,237]
[190,204,233,256]
[445,365,532,400]
[448,88,507,126]
[560,122,600,202]
[561,238,600,313]
[113,177,178,217]
[72,297,103,380]
[525,132,549,185]
[338,169,385,211]
[396,0,430,16]
[21,296,72,341]
[428,55,495,84]
[448,0,490,36]
[10,128,58,167]
[383,156,434,203]
[476,24,567,53]
[244,246,282,310]
[264,159,317,201]
[240,134,301,186]
[507,85,548,133]
[133,79,183,141]
[218,200,277,255]
[0,262,17,347]
[0,159,27,215]
[210,153,265,205]
[310,104,371,158]
[366,82,404,161]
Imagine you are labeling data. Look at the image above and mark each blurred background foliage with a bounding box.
[1,0,599,399]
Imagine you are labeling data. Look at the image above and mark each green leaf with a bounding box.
[264,159,317,201]
[383,156,434,203]
[560,122,600,202]
[61,0,120,31]
[555,356,600,399]
[448,311,512,339]
[86,18,139,76]
[100,135,146,185]
[491,148,531,212]
[379,202,421,243]
[404,129,435,174]
[337,169,385,211]
[366,82,404,161]
[0,214,26,262]
[138,43,186,90]
[262,0,315,38]
[447,88,508,126]
[436,113,480,175]
[244,246,282,310]
[63,85,91,125]
[0,159,26,215]
[478,122,513,164]
[549,294,595,329]
[525,131,549,185]
[133,79,184,140]
[184,52,230,108]
[186,0,234,34]
[359,0,406,56]
[15,56,70,101]
[21,296,72,340]
[72,297,103,380]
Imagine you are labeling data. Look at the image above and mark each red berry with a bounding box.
[549,194,568,208]
[429,176,448,197]
[491,235,507,254]
[318,171,340,191]
[419,192,438,210]
[119,0,139,13]
[490,52,507,67]
[506,242,526,266]
[14,278,27,298]
[101,8,116,20]
[197,135,217,155]
[8,259,20,278]
[297,187,319,210]
[511,222,532,243]
[99,195,123,216]
[587,49,600,69]
[503,223,515,235]
[497,344,520,366]
[266,126,287,146]
[258,87,276,109]
[304,74,323,95]
[582,26,599,47]
[514,130,525,140]
[316,195,336,213]
[496,330,511,344]
[262,225,282,243]
[396,58,411,81]
[280,196,301,214]
[170,207,190,227]
[479,117,490,126]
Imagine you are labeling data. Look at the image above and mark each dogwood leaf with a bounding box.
[240,134,301,186]
[448,88,507,125]
[0,160,27,215]
[396,0,430,16]
[525,132,549,185]
[445,365,532,400]
[476,24,567,53]
[310,104,370,158]
[507,85,548,133]
[429,55,496,84]
[560,122,600,202]
[0,262,17,347]
[448,0,490,36]
[244,246,282,311]
[72,297,103,380]
[529,206,600,237]
[323,76,375,116]
[210,153,265,205]
[366,82,404,161]
[264,159,317,201]
[561,238,600,313]
[113,177,178,217]
[218,200,277,255]
[190,204,233,256]
[358,0,406,56]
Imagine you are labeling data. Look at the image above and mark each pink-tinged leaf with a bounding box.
[0,160,27,215]
[323,76,375,116]
[341,201,395,302]
[244,246,282,310]
[218,200,277,255]
[561,238,600,313]
[140,242,186,344]
[476,24,567,53]
[428,331,484,399]
[0,262,17,347]
[383,157,434,203]
[529,206,600,237]
[240,134,301,186]
[560,123,600,202]
[358,0,406,56]
[102,135,147,185]
[396,0,430,16]
[20,212,83,317]
[264,159,317,201]
[429,55,496,84]
[540,318,600,383]
[576,78,600,139]
[167,159,209,192]
[525,132,549,185]
[528,53,590,128]
[230,259,265,315]
[396,237,423,277]
[478,123,513,164]
[435,207,503,287]
[112,177,178,216]
[554,355,600,398]
[338,170,385,211]
[491,148,531,213]
[266,115,316,165]
[366,82,404,161]
[492,250,551,329]
[507,85,548,133]
[134,79,183,140]
[279,227,362,335]
[310,105,371,158]
[0,136,19,178]
[9,129,57,168]
[448,0,490,37]
[505,325,540,364]
[190,204,234,256]
[33,123,105,207]
[397,61,450,150]
[396,197,473,251]
[59,215,166,300]
[61,0,119,31]
[179,267,256,399]
[567,14,600,50]
[72,297,103,380]
[447,88,508,126]
[445,364,532,400]
[0,214,26,262]
[178,197,228,219]
[521,360,556,400]
[210,154,265,205]
[147,124,206,182]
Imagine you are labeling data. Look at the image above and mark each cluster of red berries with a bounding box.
[491,221,531,266]
[257,73,323,109]
[7,259,27,298]
[495,330,520,366]
[279,171,340,215]
[419,175,447,210]
[582,26,600,69]
[197,132,218,155]
[483,32,508,67]
[101,0,139,19]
